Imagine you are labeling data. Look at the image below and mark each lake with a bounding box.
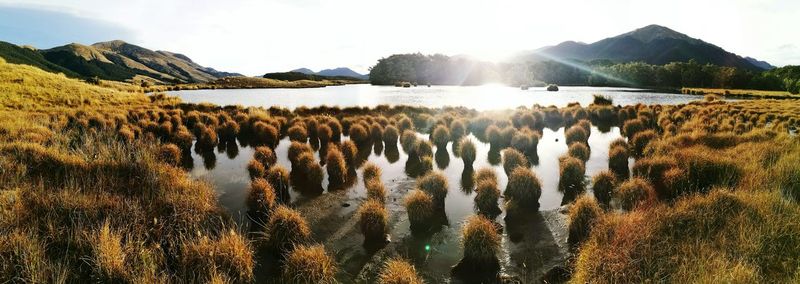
[168,84,704,110]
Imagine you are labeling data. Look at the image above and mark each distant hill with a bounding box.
[0,41,79,77]
[744,57,775,70]
[263,71,367,82]
[0,40,240,83]
[517,25,770,71]
[290,67,368,80]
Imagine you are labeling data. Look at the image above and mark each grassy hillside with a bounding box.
[0,41,79,77]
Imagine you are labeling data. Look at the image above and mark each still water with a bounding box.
[169,84,703,110]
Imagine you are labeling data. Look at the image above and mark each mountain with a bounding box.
[0,41,79,77]
[289,67,368,80]
[744,57,775,70]
[0,40,240,83]
[518,25,770,71]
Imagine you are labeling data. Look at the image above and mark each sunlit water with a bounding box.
[188,124,629,281]
[169,84,704,110]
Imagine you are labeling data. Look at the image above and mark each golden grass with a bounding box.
[282,244,337,284]
[681,87,796,98]
[378,258,424,284]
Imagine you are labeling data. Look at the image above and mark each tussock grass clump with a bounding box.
[266,165,291,203]
[247,178,277,221]
[631,129,657,157]
[254,146,277,167]
[398,116,414,132]
[266,205,311,256]
[415,139,434,158]
[567,195,603,249]
[247,159,266,179]
[349,123,370,145]
[366,179,387,203]
[371,122,384,143]
[505,167,543,210]
[450,119,467,141]
[417,172,449,208]
[454,215,501,275]
[282,244,337,284]
[400,130,417,152]
[775,153,800,202]
[565,125,588,145]
[253,121,279,148]
[617,177,657,211]
[362,162,382,184]
[195,125,219,152]
[432,125,451,149]
[475,167,498,187]
[218,120,240,142]
[288,141,313,164]
[609,145,630,180]
[90,222,127,281]
[378,258,424,284]
[568,142,591,162]
[459,138,477,167]
[485,125,502,149]
[287,124,308,142]
[337,140,356,166]
[317,124,333,146]
[383,125,399,147]
[591,170,616,206]
[181,232,255,283]
[475,180,501,216]
[157,143,181,166]
[358,199,389,243]
[502,148,528,176]
[325,146,347,189]
[292,153,325,195]
[623,118,645,140]
[404,190,434,232]
[558,156,586,198]
[510,129,535,155]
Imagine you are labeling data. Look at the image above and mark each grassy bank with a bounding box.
[2,56,800,282]
[682,87,797,98]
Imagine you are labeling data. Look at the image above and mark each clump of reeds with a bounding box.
[362,162,382,184]
[502,148,528,176]
[282,244,337,284]
[622,118,645,140]
[254,146,277,167]
[157,143,181,166]
[180,231,255,283]
[292,153,324,195]
[567,195,603,249]
[247,159,266,179]
[404,190,434,232]
[417,172,448,209]
[266,165,291,203]
[591,170,616,206]
[558,156,586,200]
[505,167,542,210]
[432,125,451,149]
[565,125,588,145]
[358,199,389,243]
[377,258,424,284]
[475,179,501,217]
[450,119,467,142]
[617,177,656,211]
[288,141,313,165]
[266,205,311,256]
[317,124,333,146]
[366,179,387,203]
[609,143,630,180]
[371,122,385,143]
[631,130,657,157]
[383,125,399,147]
[287,124,308,143]
[349,123,370,145]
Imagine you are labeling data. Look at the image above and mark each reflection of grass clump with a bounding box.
[383,125,399,147]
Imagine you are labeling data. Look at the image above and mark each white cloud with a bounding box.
[1,0,798,75]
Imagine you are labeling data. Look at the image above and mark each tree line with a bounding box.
[368,53,800,94]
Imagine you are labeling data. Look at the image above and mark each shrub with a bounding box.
[567,195,603,248]
[157,143,181,166]
[502,148,528,176]
[558,156,586,198]
[459,138,477,167]
[366,179,387,203]
[377,258,424,284]
[362,162,382,184]
[475,180,501,216]
[383,125,399,147]
[349,124,369,145]
[358,199,389,243]
[254,146,277,167]
[404,190,434,231]
[287,124,308,142]
[568,142,591,162]
[631,130,657,157]
[455,215,501,274]
[617,178,657,211]
[266,206,311,256]
[609,145,629,180]
[325,147,347,189]
[247,178,277,222]
[505,167,543,210]
[591,170,616,206]
[282,244,336,284]
[431,125,450,149]
[417,172,448,208]
[565,125,588,145]
[247,159,266,179]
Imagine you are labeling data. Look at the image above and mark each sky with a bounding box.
[0,0,798,76]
